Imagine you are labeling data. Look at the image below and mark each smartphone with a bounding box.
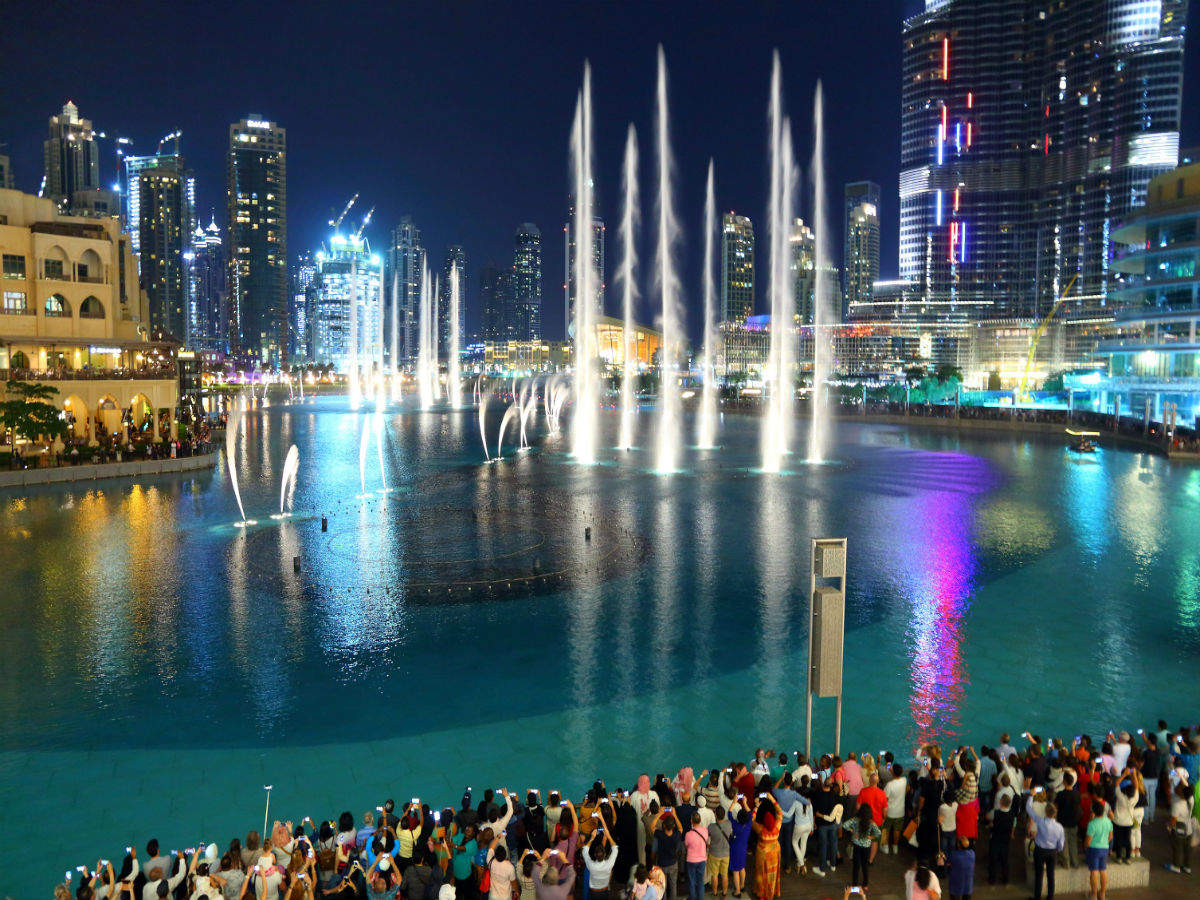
[591,812,600,819]
[412,798,420,805]
[65,872,72,882]
[125,847,132,854]
[76,866,88,873]
[759,793,768,799]
[307,848,315,859]
[1138,728,1144,734]
[433,812,441,823]
[376,806,384,813]
[850,889,863,895]
[101,860,110,867]
[253,866,260,874]
[737,794,745,799]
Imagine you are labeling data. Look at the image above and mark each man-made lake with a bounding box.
[2,396,1197,892]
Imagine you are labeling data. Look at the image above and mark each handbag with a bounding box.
[902,819,918,840]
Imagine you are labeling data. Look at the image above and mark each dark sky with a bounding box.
[3,0,1199,340]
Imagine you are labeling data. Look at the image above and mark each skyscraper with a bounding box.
[843,181,880,319]
[311,235,383,371]
[438,245,467,355]
[226,116,287,364]
[126,140,195,342]
[289,251,318,362]
[512,223,543,340]
[899,0,1188,321]
[721,212,755,322]
[43,101,100,213]
[480,263,514,342]
[185,217,228,354]
[564,209,605,333]
[790,218,816,325]
[386,217,422,363]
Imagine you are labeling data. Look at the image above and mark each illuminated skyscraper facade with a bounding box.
[186,218,228,354]
[481,263,514,342]
[43,101,100,213]
[900,0,1187,321]
[226,117,287,364]
[513,223,543,340]
[311,236,383,372]
[791,218,816,325]
[564,208,605,333]
[844,181,880,319]
[386,217,422,363]
[721,212,755,322]
[438,245,467,355]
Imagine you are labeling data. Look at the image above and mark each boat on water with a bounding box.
[1066,428,1099,453]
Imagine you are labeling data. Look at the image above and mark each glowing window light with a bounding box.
[953,187,960,212]
[1044,133,1050,155]
[955,121,962,152]
[936,125,944,165]
[941,105,948,130]
[942,37,949,80]
[960,221,968,263]
[966,91,974,109]
[935,189,944,226]
[967,122,973,148]
[949,221,958,263]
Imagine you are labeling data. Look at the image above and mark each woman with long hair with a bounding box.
[842,803,881,888]
[751,794,782,899]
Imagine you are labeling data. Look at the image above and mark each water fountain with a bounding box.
[497,402,519,458]
[520,383,538,451]
[570,64,599,464]
[808,81,832,465]
[226,393,251,525]
[761,52,798,473]
[618,124,640,452]
[349,255,361,410]
[654,45,682,474]
[478,394,491,461]
[390,269,402,403]
[417,257,435,411]
[518,383,531,449]
[277,444,299,516]
[697,159,719,449]
[375,413,390,492]
[448,262,463,409]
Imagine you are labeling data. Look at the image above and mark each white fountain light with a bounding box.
[697,159,719,450]
[618,124,641,452]
[654,45,682,475]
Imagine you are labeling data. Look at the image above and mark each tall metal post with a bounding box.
[807,537,847,760]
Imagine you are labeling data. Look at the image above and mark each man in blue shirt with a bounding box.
[772,773,803,873]
[1027,797,1065,900]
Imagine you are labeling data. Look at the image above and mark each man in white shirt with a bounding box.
[1111,732,1132,773]
[141,849,196,900]
[883,764,908,855]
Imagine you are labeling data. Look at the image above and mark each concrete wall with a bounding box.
[0,451,216,489]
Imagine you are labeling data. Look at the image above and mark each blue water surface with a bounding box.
[1,396,1197,894]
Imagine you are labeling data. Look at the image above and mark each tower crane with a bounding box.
[329,194,359,230]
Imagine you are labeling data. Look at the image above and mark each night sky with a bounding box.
[3,0,1199,340]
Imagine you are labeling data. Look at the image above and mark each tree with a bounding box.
[904,365,927,386]
[0,380,69,451]
[934,363,963,384]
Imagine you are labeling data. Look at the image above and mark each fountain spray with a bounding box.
[618,124,640,452]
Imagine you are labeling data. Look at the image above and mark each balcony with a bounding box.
[0,366,177,382]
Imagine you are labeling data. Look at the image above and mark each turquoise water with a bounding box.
[1,396,1198,894]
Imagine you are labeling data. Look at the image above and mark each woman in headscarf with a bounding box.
[613,792,640,886]
[672,768,696,804]
[630,775,656,866]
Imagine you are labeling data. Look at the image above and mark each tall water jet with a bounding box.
[761,52,798,472]
[618,124,641,452]
[279,444,300,515]
[417,256,435,410]
[570,64,599,464]
[390,268,402,402]
[349,255,361,410]
[478,395,490,461]
[432,274,441,401]
[654,45,682,474]
[375,414,389,492]
[808,81,832,464]
[226,394,247,523]
[697,159,719,449]
[497,402,519,458]
[518,383,531,448]
[448,262,463,408]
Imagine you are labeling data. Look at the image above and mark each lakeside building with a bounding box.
[0,188,179,441]
[1084,160,1200,427]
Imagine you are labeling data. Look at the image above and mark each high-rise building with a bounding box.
[480,263,514,342]
[513,223,542,340]
[125,143,195,342]
[43,101,100,213]
[311,235,383,371]
[721,212,755,322]
[0,154,14,190]
[791,218,816,324]
[900,0,1188,322]
[289,251,318,362]
[386,217,422,363]
[186,216,228,354]
[843,181,880,319]
[226,116,287,364]
[564,209,605,333]
[438,245,467,355]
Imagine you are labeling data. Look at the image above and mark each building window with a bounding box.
[44,294,70,317]
[9,350,30,369]
[3,291,28,314]
[80,296,105,319]
[43,258,65,280]
[2,254,26,279]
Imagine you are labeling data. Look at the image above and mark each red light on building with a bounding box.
[1044,133,1050,155]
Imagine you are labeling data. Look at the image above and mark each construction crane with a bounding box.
[329,194,359,230]
[157,131,181,154]
[353,206,375,241]
[1015,272,1079,403]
